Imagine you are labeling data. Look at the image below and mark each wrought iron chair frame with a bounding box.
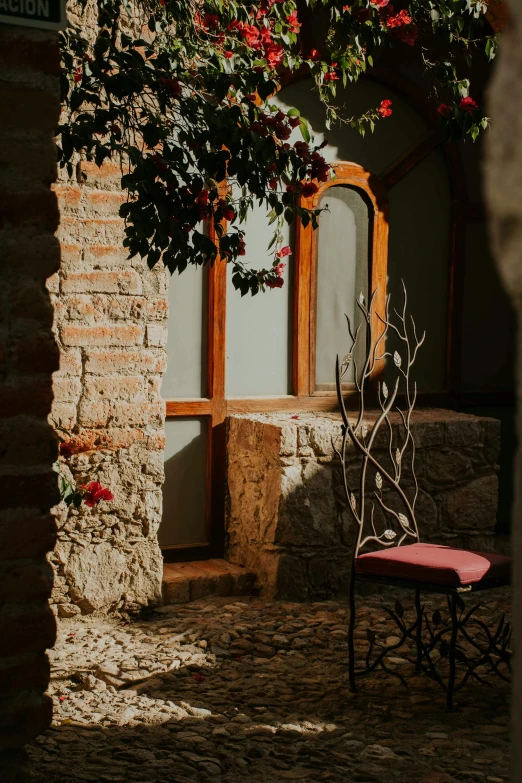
[334,285,511,710]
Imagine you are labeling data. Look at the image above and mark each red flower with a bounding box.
[353,8,371,22]
[288,115,301,128]
[267,277,284,288]
[294,140,310,159]
[73,67,82,84]
[204,13,219,28]
[238,237,246,256]
[291,414,299,419]
[301,181,318,198]
[371,0,390,5]
[437,103,452,116]
[286,10,301,33]
[378,99,393,118]
[161,77,182,97]
[196,189,209,207]
[393,23,418,45]
[59,442,74,460]
[459,96,478,113]
[273,262,286,277]
[239,23,261,49]
[224,50,233,58]
[83,481,114,508]
[386,8,412,27]
[276,246,292,258]
[265,41,284,68]
[308,48,321,61]
[219,200,235,221]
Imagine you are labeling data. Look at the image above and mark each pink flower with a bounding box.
[276,246,292,258]
[459,96,478,113]
[274,262,286,277]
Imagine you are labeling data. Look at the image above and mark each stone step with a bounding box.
[162,559,257,604]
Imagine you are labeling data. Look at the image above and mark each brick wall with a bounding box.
[226,410,502,600]
[48,158,167,617]
[0,25,61,781]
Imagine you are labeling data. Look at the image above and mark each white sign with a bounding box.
[0,0,66,30]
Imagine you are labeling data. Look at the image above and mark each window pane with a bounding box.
[161,265,208,399]
[159,418,207,547]
[226,212,292,396]
[315,186,369,388]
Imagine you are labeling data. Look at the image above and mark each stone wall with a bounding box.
[0,24,61,781]
[47,157,167,617]
[226,410,502,600]
[484,1,522,776]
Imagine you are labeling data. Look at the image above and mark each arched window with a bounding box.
[160,75,454,556]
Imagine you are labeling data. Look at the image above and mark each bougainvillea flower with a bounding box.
[301,182,319,198]
[308,48,321,61]
[83,481,114,508]
[274,262,286,277]
[267,277,284,288]
[378,99,393,117]
[437,103,452,116]
[276,246,292,258]
[459,96,478,113]
[286,10,301,33]
[59,442,74,460]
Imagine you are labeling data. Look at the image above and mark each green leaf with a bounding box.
[299,117,311,143]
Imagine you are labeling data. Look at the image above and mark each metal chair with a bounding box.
[334,285,511,710]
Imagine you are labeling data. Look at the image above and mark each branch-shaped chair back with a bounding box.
[334,283,426,561]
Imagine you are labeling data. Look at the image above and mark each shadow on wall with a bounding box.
[225,413,505,602]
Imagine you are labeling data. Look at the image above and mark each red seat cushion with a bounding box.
[355,543,511,587]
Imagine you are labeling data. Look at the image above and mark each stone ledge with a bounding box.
[162,559,257,604]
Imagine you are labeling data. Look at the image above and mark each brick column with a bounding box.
[0,26,61,781]
[485,1,522,777]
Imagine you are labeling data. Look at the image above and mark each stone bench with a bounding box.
[225,409,502,600]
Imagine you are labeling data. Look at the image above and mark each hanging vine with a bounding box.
[58,0,498,294]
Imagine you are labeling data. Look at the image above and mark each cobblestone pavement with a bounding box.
[28,591,511,783]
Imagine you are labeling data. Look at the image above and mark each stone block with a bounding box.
[442,475,499,532]
[65,543,126,613]
[61,323,144,347]
[425,449,473,487]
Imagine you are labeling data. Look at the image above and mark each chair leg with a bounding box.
[348,570,357,692]
[447,592,458,711]
[415,588,422,674]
